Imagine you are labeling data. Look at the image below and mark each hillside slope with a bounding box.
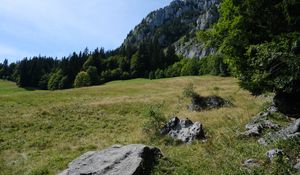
[1,76,287,175]
[121,0,219,59]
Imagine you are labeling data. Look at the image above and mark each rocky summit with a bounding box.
[121,0,220,59]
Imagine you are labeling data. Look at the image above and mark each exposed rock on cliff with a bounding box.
[121,0,220,59]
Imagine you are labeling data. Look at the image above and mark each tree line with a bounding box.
[1,38,226,90]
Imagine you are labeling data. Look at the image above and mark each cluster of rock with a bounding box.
[242,103,300,171]
[58,144,162,175]
[242,105,280,137]
[188,94,229,111]
[122,0,220,59]
[59,116,206,175]
[259,118,300,145]
[160,117,206,143]
[242,104,300,145]
[244,149,300,170]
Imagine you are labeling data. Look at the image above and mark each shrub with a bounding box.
[143,104,167,140]
[182,83,198,98]
[74,71,91,88]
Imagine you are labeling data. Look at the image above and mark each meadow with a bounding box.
[0,76,291,175]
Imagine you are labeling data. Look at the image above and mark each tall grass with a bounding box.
[0,76,283,175]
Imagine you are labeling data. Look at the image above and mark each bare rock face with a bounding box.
[121,0,220,59]
[160,117,205,143]
[58,144,162,175]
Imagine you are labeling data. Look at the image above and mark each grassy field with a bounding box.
[0,76,295,175]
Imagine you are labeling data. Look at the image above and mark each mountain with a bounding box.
[121,0,220,59]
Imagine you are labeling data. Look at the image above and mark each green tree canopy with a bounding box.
[74,71,91,88]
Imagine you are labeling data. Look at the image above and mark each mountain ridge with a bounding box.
[121,0,220,59]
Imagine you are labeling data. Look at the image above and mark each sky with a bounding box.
[0,0,172,63]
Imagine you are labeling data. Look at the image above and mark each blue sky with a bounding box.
[0,0,172,63]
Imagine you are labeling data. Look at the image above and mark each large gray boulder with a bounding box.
[160,117,205,143]
[58,144,162,175]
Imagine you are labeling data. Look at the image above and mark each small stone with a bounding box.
[294,161,300,169]
[243,124,262,137]
[258,138,268,146]
[243,159,260,168]
[266,149,283,159]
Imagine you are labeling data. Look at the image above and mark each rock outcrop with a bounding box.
[58,144,162,175]
[259,118,300,145]
[242,106,280,137]
[188,94,229,111]
[160,117,205,143]
[121,0,220,59]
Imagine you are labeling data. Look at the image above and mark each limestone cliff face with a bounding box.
[121,0,220,59]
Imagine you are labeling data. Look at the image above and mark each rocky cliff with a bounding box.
[121,0,220,59]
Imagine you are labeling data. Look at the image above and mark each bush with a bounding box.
[182,82,198,98]
[74,71,91,88]
[143,104,167,140]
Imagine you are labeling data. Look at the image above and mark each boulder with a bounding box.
[188,95,229,112]
[160,117,205,143]
[58,144,162,175]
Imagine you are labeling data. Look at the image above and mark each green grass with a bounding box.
[0,76,296,175]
